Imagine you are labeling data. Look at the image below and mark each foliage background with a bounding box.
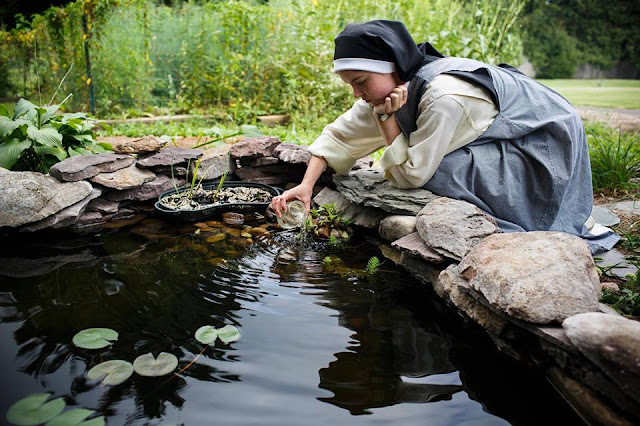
[0,0,524,121]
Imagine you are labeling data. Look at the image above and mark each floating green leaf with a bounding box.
[87,360,133,386]
[217,325,241,343]
[6,393,65,426]
[133,352,178,377]
[45,408,105,426]
[195,325,241,345]
[195,326,219,345]
[72,328,118,349]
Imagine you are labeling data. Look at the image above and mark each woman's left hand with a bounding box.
[373,84,408,115]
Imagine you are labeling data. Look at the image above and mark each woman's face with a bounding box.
[337,70,402,106]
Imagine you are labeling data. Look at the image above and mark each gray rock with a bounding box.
[105,175,185,202]
[110,135,167,154]
[151,165,188,176]
[605,200,640,216]
[230,136,281,159]
[0,169,93,227]
[313,187,387,228]
[240,156,280,167]
[353,157,375,170]
[416,197,500,260]
[591,205,620,226]
[459,232,601,324]
[333,168,439,215]
[191,145,235,181]
[595,248,639,280]
[378,215,416,241]
[274,143,311,165]
[137,148,203,168]
[86,198,119,214]
[74,211,105,225]
[563,312,640,405]
[49,153,135,181]
[235,164,306,186]
[21,188,102,231]
[90,165,156,189]
[390,232,446,264]
[437,265,508,334]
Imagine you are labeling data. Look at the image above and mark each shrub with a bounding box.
[0,96,110,173]
[587,127,640,193]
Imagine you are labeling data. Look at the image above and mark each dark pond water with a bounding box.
[0,218,584,425]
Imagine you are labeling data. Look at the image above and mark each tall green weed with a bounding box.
[0,0,524,123]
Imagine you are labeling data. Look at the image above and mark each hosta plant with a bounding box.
[0,96,111,173]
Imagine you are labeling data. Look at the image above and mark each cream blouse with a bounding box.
[308,74,500,188]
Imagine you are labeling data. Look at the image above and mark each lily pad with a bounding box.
[45,408,105,425]
[72,328,118,349]
[195,325,218,344]
[133,352,178,377]
[217,325,241,343]
[87,360,134,386]
[195,325,241,345]
[7,393,65,425]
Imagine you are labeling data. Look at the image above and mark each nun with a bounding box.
[271,20,618,253]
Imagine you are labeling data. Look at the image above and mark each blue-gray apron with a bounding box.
[396,57,619,253]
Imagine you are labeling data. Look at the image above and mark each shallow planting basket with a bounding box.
[154,180,282,223]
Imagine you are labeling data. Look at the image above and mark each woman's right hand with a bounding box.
[270,183,313,217]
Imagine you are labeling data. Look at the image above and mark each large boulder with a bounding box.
[90,165,157,189]
[313,187,386,228]
[230,136,281,160]
[21,188,102,231]
[333,169,439,215]
[416,197,500,260]
[378,215,416,241]
[563,312,640,406]
[0,169,93,227]
[49,153,135,182]
[458,232,601,324]
[437,265,508,334]
[136,147,203,168]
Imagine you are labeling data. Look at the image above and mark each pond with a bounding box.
[0,218,584,425]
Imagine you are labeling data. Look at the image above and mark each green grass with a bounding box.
[537,79,640,109]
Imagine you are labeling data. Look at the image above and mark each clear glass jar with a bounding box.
[277,200,307,229]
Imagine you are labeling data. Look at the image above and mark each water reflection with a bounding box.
[0,224,584,425]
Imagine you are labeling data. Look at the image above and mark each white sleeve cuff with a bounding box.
[308,135,357,175]
[379,133,409,171]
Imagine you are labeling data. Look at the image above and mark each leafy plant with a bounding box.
[366,256,381,274]
[588,128,640,193]
[6,393,65,426]
[132,352,179,377]
[46,408,105,426]
[195,324,241,345]
[0,97,111,173]
[87,360,134,386]
[72,328,118,349]
[305,203,353,242]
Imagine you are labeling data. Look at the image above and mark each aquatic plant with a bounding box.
[305,203,352,241]
[6,393,65,426]
[195,324,241,345]
[366,256,381,274]
[72,328,118,349]
[133,352,179,377]
[45,409,105,425]
[87,360,134,386]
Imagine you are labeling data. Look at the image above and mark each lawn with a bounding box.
[536,79,640,109]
